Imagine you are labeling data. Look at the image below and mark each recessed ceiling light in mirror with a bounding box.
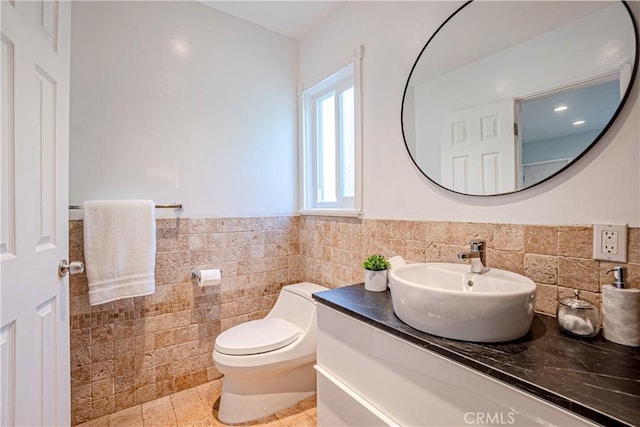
[553,105,568,112]
[573,120,586,125]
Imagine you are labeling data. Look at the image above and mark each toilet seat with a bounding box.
[215,318,301,355]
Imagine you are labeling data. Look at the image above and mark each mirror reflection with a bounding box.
[402,1,637,196]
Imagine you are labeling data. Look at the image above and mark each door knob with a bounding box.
[58,259,85,277]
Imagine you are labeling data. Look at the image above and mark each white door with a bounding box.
[522,158,570,188]
[441,100,516,194]
[1,1,71,425]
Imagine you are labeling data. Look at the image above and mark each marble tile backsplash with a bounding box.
[70,215,639,424]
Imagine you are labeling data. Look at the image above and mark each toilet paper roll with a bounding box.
[192,268,221,287]
[602,285,640,347]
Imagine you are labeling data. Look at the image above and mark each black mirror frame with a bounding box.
[400,0,639,197]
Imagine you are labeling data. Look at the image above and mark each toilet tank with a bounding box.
[266,282,329,330]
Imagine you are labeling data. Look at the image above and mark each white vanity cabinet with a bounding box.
[315,304,597,427]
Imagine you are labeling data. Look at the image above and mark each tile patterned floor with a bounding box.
[76,379,317,427]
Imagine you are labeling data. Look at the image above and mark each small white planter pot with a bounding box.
[364,269,388,292]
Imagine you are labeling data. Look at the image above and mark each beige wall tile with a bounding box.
[467,223,495,248]
[91,396,115,419]
[91,361,114,382]
[115,390,137,412]
[92,378,114,400]
[70,215,299,424]
[72,384,92,408]
[71,328,91,350]
[155,380,176,399]
[524,226,558,255]
[425,222,468,245]
[406,241,427,263]
[424,221,448,243]
[135,384,157,405]
[91,325,114,346]
[524,254,557,284]
[534,283,558,315]
[114,373,136,395]
[494,224,523,251]
[425,243,468,264]
[179,218,207,234]
[407,221,426,242]
[487,250,524,274]
[558,226,592,259]
[71,402,93,426]
[628,228,640,264]
[70,295,91,316]
[364,237,407,259]
[188,234,206,250]
[623,263,640,289]
[558,257,599,292]
[71,347,91,370]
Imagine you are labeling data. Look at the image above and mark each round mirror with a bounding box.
[402,1,638,196]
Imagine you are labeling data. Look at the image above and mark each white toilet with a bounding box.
[212,282,329,424]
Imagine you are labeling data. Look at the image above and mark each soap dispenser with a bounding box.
[557,289,600,338]
[607,266,625,288]
[602,266,640,347]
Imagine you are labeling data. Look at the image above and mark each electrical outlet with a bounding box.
[593,224,627,262]
[602,230,618,254]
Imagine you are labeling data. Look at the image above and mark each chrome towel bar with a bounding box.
[69,202,183,210]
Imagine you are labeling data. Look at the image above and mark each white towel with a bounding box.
[83,200,156,306]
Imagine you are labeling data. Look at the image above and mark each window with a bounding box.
[300,47,363,215]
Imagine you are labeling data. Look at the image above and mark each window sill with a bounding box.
[299,209,364,218]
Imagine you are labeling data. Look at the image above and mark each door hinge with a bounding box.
[514,122,519,136]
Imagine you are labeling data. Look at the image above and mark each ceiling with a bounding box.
[199,1,345,40]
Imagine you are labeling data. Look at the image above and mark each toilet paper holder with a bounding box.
[190,268,222,285]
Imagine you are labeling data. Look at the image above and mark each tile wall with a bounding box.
[298,216,640,314]
[69,217,300,425]
[70,215,639,424]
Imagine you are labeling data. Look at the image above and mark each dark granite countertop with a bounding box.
[313,284,640,427]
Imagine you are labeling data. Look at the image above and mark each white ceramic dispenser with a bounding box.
[602,266,640,347]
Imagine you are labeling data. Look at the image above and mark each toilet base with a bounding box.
[217,362,316,424]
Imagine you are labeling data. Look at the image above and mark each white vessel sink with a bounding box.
[388,263,536,342]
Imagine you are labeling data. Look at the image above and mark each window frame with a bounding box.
[299,46,363,217]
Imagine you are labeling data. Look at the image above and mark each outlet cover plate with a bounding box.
[593,223,627,262]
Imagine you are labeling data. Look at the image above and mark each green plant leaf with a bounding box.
[362,254,391,271]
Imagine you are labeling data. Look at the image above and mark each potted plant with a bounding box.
[362,254,391,292]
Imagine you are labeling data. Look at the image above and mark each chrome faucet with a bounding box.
[458,240,490,274]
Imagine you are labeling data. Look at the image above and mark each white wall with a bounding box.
[70,1,298,218]
[299,1,640,226]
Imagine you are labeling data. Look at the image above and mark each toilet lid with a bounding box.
[214,318,302,355]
